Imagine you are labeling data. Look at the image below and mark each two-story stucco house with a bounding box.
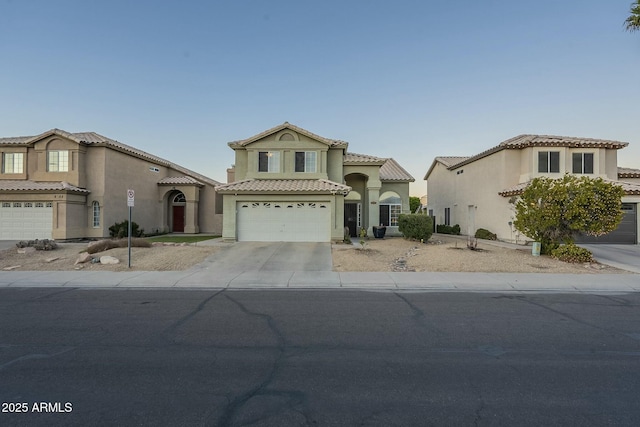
[215,123,414,242]
[425,135,640,244]
[0,129,222,240]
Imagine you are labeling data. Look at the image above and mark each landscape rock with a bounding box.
[75,252,93,265]
[3,265,21,271]
[17,247,36,254]
[45,257,60,263]
[100,256,120,265]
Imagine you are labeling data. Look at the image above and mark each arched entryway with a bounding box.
[171,191,186,232]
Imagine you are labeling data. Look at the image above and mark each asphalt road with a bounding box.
[1,288,640,426]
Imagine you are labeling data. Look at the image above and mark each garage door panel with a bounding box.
[575,203,637,244]
[237,201,330,242]
[0,203,53,240]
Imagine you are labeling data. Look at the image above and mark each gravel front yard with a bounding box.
[332,235,627,274]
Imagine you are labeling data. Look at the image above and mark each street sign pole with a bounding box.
[127,189,135,268]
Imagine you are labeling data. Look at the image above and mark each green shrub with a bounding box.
[551,244,594,263]
[398,214,433,241]
[108,220,144,238]
[436,224,461,235]
[475,228,497,240]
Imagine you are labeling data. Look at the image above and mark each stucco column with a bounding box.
[367,186,380,236]
[184,201,199,234]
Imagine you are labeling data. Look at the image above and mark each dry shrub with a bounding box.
[87,238,151,254]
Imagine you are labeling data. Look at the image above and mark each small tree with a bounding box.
[409,196,422,213]
[513,175,624,254]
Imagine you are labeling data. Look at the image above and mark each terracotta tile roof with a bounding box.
[215,179,351,194]
[499,178,640,197]
[0,180,90,193]
[229,122,348,148]
[435,156,470,167]
[344,152,385,164]
[379,158,415,182]
[157,176,204,186]
[447,134,630,171]
[0,129,221,187]
[618,167,640,178]
[499,134,628,149]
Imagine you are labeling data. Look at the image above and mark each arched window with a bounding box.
[173,192,186,203]
[379,191,402,226]
[92,201,100,228]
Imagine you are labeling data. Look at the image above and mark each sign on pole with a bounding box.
[127,189,134,268]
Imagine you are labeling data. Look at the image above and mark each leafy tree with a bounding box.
[626,0,640,32]
[409,196,422,213]
[513,175,624,254]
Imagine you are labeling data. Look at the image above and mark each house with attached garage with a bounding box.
[425,134,640,244]
[215,122,415,242]
[0,129,222,240]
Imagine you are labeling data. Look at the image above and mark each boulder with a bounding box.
[100,256,120,265]
[17,247,36,254]
[75,252,93,265]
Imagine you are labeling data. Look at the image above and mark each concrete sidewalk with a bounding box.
[0,269,638,293]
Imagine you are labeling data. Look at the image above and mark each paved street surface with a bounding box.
[1,288,640,426]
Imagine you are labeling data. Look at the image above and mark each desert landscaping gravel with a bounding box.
[332,235,627,274]
[0,235,627,274]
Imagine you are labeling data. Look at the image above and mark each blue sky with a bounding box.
[1,0,639,196]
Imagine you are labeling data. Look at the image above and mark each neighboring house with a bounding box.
[0,129,222,240]
[215,122,414,242]
[425,135,640,244]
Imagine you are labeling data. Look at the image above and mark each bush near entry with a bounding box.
[398,214,433,241]
[109,220,144,238]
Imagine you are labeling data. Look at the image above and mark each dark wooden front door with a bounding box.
[344,203,358,237]
[172,205,185,232]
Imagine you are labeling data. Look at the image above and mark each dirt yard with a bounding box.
[0,242,218,272]
[332,236,627,274]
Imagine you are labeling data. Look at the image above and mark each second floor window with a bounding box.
[258,151,280,173]
[48,150,69,172]
[538,151,560,173]
[2,153,23,174]
[295,151,317,173]
[572,153,594,174]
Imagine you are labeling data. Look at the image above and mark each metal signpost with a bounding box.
[127,189,134,268]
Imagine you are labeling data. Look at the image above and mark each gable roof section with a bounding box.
[344,152,386,165]
[379,158,415,182]
[157,176,204,187]
[0,128,221,187]
[424,156,469,180]
[499,178,640,197]
[228,122,349,149]
[215,179,351,194]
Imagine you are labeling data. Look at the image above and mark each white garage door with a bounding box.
[237,201,331,242]
[0,202,53,240]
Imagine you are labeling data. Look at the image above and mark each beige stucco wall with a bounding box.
[428,146,633,243]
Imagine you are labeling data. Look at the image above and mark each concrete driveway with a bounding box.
[199,241,333,272]
[580,244,640,274]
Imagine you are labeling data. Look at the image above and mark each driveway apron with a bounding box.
[200,241,333,272]
[580,244,640,274]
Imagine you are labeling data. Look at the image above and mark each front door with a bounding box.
[172,205,185,232]
[344,203,358,237]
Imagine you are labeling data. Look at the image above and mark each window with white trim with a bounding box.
[572,153,594,174]
[295,151,317,173]
[3,153,23,174]
[538,151,560,173]
[48,150,69,172]
[379,192,402,227]
[92,201,100,227]
[258,151,280,172]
